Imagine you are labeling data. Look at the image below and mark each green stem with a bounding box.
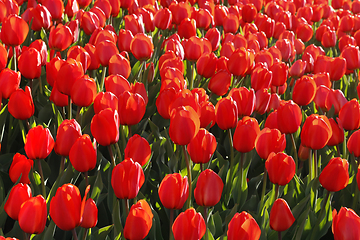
[169,209,174,240]
[115,142,123,162]
[124,198,129,218]
[204,207,209,240]
[275,184,279,200]
[13,46,17,72]
[314,149,318,178]
[37,159,46,197]
[278,231,282,240]
[68,98,72,119]
[108,145,116,168]
[237,152,245,206]
[290,133,298,173]
[259,166,268,215]
[85,171,89,187]
[353,185,359,211]
[99,66,107,92]
[82,229,89,240]
[38,77,43,95]
[183,145,192,208]
[72,228,79,240]
[59,156,65,176]
[308,149,313,184]
[189,61,195,90]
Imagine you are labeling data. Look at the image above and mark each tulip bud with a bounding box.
[8,86,35,120]
[24,125,55,160]
[172,208,206,240]
[270,198,295,232]
[9,153,33,184]
[125,134,151,166]
[227,211,261,240]
[91,108,119,146]
[194,169,224,207]
[266,152,295,186]
[158,173,189,210]
[124,200,153,240]
[4,183,32,221]
[319,157,349,192]
[18,195,47,234]
[332,207,360,240]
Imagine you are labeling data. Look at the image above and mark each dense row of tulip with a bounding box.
[1,0,360,239]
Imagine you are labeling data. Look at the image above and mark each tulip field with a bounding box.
[2,0,360,239]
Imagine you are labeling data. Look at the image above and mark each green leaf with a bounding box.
[91,171,104,203]
[91,225,114,240]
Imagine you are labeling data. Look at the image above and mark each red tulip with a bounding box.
[80,198,98,229]
[178,18,196,39]
[266,152,295,186]
[227,211,261,240]
[169,106,200,146]
[50,84,68,107]
[54,119,82,157]
[1,14,29,46]
[18,195,47,234]
[111,158,145,199]
[277,100,302,134]
[347,129,360,157]
[251,65,273,91]
[56,58,84,96]
[42,0,64,21]
[0,68,20,99]
[332,207,360,240]
[301,114,332,150]
[130,33,154,61]
[183,36,204,62]
[340,45,360,71]
[91,108,119,146]
[154,8,172,30]
[325,89,347,115]
[292,75,317,106]
[194,169,224,207]
[108,53,131,78]
[172,208,206,240]
[125,134,151,166]
[208,70,231,96]
[158,173,189,209]
[9,153,33,184]
[270,198,295,232]
[327,118,344,147]
[124,199,153,240]
[199,101,216,128]
[25,125,55,160]
[255,128,286,160]
[319,157,349,192]
[50,184,88,231]
[339,99,360,131]
[18,47,41,80]
[196,52,217,79]
[205,28,221,51]
[117,29,134,52]
[269,61,288,87]
[228,87,256,117]
[4,183,32,220]
[69,134,97,173]
[27,4,52,32]
[8,86,34,120]
[49,24,73,51]
[81,11,100,36]
[215,97,238,130]
[233,117,260,153]
[187,128,217,164]
[254,88,271,115]
[228,48,251,77]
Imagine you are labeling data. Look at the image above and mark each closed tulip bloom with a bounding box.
[69,134,97,173]
[215,97,238,130]
[187,129,217,164]
[95,40,119,67]
[183,36,204,62]
[125,134,151,166]
[4,183,32,220]
[18,195,47,234]
[347,129,360,157]
[301,114,332,150]
[105,74,131,97]
[71,76,97,107]
[332,207,360,240]
[49,24,73,51]
[93,92,118,114]
[269,61,288,87]
[158,173,189,209]
[266,152,295,186]
[1,14,29,46]
[118,29,134,52]
[340,45,360,71]
[172,208,206,240]
[124,199,153,240]
[130,33,153,61]
[9,153,33,184]
[319,157,349,192]
[330,57,346,81]
[199,101,216,129]
[228,48,251,77]
[196,52,217,79]
[228,87,256,117]
[270,198,295,232]
[25,125,55,160]
[205,28,221,51]
[208,70,232,96]
[118,91,146,126]
[8,87,34,120]
[154,8,172,30]
[277,100,302,134]
[80,198,98,229]
[254,88,271,115]
[327,118,344,146]
[194,169,224,207]
[292,75,317,106]
[325,89,347,115]
[227,211,261,240]
[54,119,82,157]
[178,18,196,39]
[169,106,200,146]
[56,58,84,96]
[111,158,144,199]
[250,65,273,91]
[255,128,286,160]
[50,184,82,231]
[339,99,360,131]
[233,117,260,153]
[18,47,41,79]
[91,108,119,146]
[0,68,20,99]
[50,84,69,107]
[108,54,131,78]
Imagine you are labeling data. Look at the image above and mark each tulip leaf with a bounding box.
[212,211,223,238]
[293,206,311,240]
[91,171,104,203]
[147,207,164,240]
[91,225,113,240]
